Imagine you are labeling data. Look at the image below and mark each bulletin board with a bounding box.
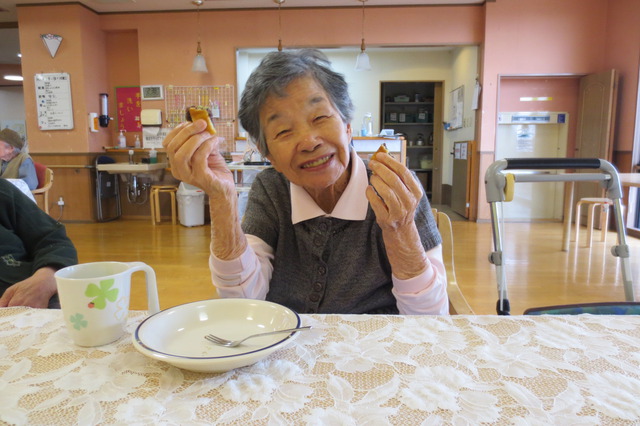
[34,72,74,130]
[115,86,142,132]
[164,85,236,152]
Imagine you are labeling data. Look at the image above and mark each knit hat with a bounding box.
[0,128,24,150]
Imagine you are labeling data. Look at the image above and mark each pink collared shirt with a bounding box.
[210,149,449,315]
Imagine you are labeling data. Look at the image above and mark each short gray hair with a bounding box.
[238,49,354,157]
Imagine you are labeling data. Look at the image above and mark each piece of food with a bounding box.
[371,143,389,161]
[186,106,216,135]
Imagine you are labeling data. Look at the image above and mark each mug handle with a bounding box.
[125,262,160,314]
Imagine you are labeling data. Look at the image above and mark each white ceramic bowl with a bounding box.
[132,298,301,372]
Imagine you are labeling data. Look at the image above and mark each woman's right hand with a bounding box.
[162,119,236,199]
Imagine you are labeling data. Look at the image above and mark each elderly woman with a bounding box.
[164,49,448,315]
[0,128,38,190]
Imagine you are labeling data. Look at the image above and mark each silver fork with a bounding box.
[204,326,312,347]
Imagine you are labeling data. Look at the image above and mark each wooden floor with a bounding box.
[64,218,640,315]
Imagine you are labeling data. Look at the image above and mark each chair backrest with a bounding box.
[432,208,475,315]
[32,162,53,193]
[33,161,47,189]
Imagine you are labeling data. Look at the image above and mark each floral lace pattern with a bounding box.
[2,307,640,424]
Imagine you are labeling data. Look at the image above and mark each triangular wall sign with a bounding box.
[41,34,63,58]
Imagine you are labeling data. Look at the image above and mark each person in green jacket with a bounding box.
[0,179,78,308]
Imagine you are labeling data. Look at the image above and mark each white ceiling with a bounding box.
[0,0,485,65]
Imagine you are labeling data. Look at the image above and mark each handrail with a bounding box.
[45,165,95,169]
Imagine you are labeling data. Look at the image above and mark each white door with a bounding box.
[495,113,568,220]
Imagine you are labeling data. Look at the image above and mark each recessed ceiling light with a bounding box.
[4,75,24,81]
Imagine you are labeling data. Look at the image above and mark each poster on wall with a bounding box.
[34,73,74,130]
[115,86,142,132]
[449,85,464,130]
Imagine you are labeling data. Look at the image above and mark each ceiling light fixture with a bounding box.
[3,75,23,81]
[274,0,285,52]
[191,0,208,73]
[355,0,371,71]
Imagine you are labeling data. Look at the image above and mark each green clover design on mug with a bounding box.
[70,313,88,330]
[85,279,119,310]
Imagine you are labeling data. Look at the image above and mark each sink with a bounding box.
[96,162,167,174]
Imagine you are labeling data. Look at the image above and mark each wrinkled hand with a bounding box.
[366,153,428,279]
[365,153,423,231]
[0,267,57,308]
[163,119,236,198]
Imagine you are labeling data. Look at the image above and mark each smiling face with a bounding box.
[260,75,353,199]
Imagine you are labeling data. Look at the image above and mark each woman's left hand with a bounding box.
[366,153,428,279]
[366,153,423,231]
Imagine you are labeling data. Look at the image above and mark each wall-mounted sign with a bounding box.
[34,72,74,130]
[40,33,63,58]
[115,86,141,132]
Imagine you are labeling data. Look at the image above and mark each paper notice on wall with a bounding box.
[460,142,468,160]
[143,127,169,148]
[516,125,534,152]
[472,80,481,110]
[34,73,74,130]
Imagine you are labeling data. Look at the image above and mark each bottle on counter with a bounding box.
[118,130,126,148]
[361,112,373,137]
[149,147,157,164]
[134,135,141,148]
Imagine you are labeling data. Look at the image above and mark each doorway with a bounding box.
[496,76,580,222]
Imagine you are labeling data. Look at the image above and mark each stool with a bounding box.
[150,185,178,225]
[574,197,613,248]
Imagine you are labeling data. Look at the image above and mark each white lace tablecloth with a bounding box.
[2,307,640,425]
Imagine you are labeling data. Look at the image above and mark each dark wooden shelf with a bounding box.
[384,102,434,106]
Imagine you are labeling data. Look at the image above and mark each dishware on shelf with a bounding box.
[56,261,160,347]
[132,298,301,372]
[204,326,311,347]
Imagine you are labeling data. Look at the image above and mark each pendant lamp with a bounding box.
[191,0,208,73]
[355,0,371,71]
[274,0,285,51]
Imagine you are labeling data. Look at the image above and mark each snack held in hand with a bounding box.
[186,107,217,135]
[372,143,389,161]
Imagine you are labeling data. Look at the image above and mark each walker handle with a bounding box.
[503,158,601,170]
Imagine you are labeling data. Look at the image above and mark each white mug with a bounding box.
[56,261,160,347]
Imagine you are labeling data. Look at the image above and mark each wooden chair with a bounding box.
[31,162,53,214]
[574,197,613,248]
[432,208,475,315]
[150,184,178,225]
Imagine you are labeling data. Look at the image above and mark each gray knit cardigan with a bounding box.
[241,168,441,314]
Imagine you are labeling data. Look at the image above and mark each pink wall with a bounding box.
[477,0,639,219]
[499,77,580,154]
[605,0,640,153]
[18,4,110,152]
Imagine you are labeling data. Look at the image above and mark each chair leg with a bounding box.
[150,189,158,225]
[170,191,177,225]
[574,202,583,246]
[43,193,49,215]
[600,204,609,243]
[586,203,597,248]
